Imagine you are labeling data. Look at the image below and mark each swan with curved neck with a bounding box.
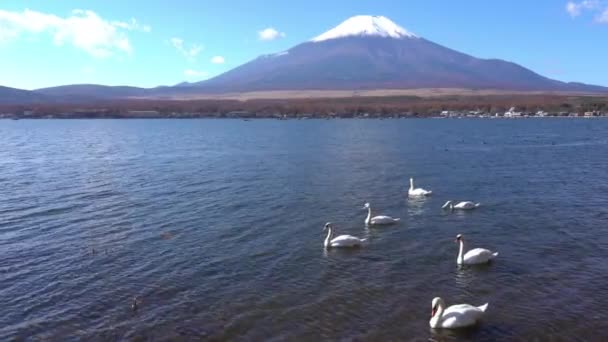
[430,297,488,329]
[456,234,498,265]
[442,201,480,211]
[363,203,400,226]
[323,222,366,248]
[408,177,432,197]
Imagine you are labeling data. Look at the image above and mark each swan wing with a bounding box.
[444,304,484,315]
[440,304,485,328]
[463,248,496,264]
[409,188,432,196]
[371,215,399,224]
[455,201,477,209]
[331,235,364,247]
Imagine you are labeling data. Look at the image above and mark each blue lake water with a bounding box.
[1,118,607,340]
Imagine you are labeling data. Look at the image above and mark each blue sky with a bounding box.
[1,0,607,90]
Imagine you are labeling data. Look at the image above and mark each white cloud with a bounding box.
[596,8,608,22]
[211,55,225,64]
[566,1,608,24]
[258,27,285,41]
[170,37,203,61]
[111,18,151,32]
[567,1,582,16]
[184,69,208,77]
[566,1,600,17]
[0,8,149,58]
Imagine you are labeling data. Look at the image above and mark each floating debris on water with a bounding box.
[161,231,175,240]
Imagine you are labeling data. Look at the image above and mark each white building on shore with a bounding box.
[504,107,522,118]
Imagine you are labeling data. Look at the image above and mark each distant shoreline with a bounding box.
[1,92,607,119]
[2,115,607,120]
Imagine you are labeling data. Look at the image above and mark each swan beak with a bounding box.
[431,307,437,318]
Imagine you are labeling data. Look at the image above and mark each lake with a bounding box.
[1,118,607,340]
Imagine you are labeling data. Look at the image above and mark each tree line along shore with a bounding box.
[1,94,607,119]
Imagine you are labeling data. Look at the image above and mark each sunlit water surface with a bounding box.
[1,118,607,340]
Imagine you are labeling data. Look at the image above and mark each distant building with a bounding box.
[504,107,522,118]
[440,110,461,118]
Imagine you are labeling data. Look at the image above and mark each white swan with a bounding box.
[430,297,488,329]
[363,203,400,226]
[408,177,432,197]
[442,201,480,210]
[456,234,498,265]
[323,222,366,248]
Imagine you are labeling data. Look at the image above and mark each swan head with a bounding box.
[431,297,445,318]
[323,222,332,231]
[362,203,370,209]
[455,234,463,243]
[442,200,453,209]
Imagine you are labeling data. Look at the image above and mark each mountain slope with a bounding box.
[189,15,606,93]
[0,86,49,105]
[35,84,150,99]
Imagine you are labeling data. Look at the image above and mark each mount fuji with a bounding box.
[2,15,606,104]
[310,15,418,42]
[183,15,605,93]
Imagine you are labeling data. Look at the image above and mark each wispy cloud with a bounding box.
[258,27,285,41]
[566,0,599,16]
[211,55,225,64]
[0,8,149,58]
[597,8,608,22]
[566,1,608,23]
[170,37,203,61]
[184,69,208,77]
[111,18,151,32]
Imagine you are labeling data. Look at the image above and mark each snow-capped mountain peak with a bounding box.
[311,15,417,42]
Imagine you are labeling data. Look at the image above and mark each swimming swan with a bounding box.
[430,297,488,329]
[363,203,400,226]
[408,178,432,197]
[442,201,480,210]
[456,234,498,265]
[323,223,366,248]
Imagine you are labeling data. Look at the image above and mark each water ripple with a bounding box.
[1,119,608,340]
